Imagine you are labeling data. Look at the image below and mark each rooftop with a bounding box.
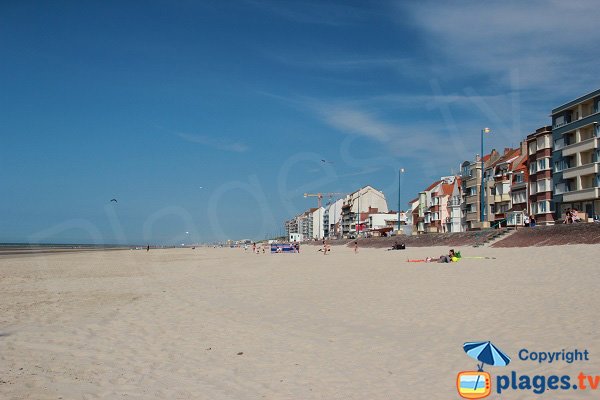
[552,88,600,115]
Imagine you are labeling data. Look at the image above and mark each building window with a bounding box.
[512,191,526,204]
[537,157,550,171]
[537,179,551,193]
[529,162,537,175]
[514,173,524,183]
[530,182,537,195]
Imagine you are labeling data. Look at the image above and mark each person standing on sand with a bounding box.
[146,245,150,252]
[354,241,358,254]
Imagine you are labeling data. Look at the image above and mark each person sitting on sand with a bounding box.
[436,249,459,263]
[572,208,581,223]
[564,208,572,224]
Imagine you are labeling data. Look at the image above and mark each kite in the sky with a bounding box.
[110,199,118,203]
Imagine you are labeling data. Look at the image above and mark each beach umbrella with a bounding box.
[463,341,511,370]
[463,341,510,393]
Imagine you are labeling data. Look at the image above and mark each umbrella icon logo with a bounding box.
[457,341,511,399]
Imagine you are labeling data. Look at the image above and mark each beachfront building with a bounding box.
[484,147,522,227]
[446,177,464,232]
[340,186,388,238]
[525,126,554,225]
[411,176,463,234]
[460,150,501,230]
[298,210,314,240]
[412,180,441,234]
[361,208,399,237]
[310,206,325,240]
[551,89,600,222]
[323,198,345,239]
[507,144,529,227]
[284,215,299,240]
[408,197,419,234]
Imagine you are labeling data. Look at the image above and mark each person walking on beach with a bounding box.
[146,245,150,252]
[354,241,358,254]
[322,239,330,255]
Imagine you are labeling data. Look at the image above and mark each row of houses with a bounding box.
[284,186,407,241]
[409,88,600,233]
[283,88,600,239]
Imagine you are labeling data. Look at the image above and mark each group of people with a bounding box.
[245,242,266,254]
[563,208,583,224]
[523,214,537,227]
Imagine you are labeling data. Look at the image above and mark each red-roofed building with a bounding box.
[413,176,463,234]
[484,146,523,226]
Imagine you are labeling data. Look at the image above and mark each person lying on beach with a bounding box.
[388,241,405,250]
[409,250,460,263]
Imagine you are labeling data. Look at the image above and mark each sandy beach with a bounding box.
[2,244,600,399]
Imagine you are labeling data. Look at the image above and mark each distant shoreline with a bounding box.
[0,244,135,258]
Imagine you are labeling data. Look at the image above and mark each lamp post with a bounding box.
[356,189,360,238]
[397,168,405,232]
[480,128,490,223]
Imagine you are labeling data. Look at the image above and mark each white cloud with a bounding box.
[403,0,600,93]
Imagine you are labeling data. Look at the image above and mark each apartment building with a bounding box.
[484,147,522,226]
[410,176,462,234]
[340,186,388,237]
[323,198,344,239]
[460,150,501,230]
[552,89,600,221]
[507,149,528,226]
[526,126,554,225]
[284,216,299,239]
[412,180,441,234]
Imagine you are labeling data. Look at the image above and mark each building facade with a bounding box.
[526,126,554,225]
[552,89,600,221]
[340,186,388,237]
[460,150,501,230]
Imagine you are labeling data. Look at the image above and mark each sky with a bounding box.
[1,0,600,245]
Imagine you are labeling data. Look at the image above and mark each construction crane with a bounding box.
[303,192,347,240]
[303,192,347,208]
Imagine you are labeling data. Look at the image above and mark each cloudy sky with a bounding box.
[1,0,599,244]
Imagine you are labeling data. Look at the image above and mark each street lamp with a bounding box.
[480,128,491,223]
[397,168,405,232]
[356,188,360,238]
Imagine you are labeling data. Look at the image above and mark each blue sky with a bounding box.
[1,0,599,244]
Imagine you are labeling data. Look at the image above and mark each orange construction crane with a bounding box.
[303,192,347,208]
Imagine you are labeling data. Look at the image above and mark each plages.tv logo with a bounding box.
[457,341,511,399]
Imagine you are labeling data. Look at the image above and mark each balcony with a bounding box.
[562,163,599,179]
[466,211,479,221]
[494,194,511,203]
[562,137,598,157]
[563,187,600,202]
[448,198,461,207]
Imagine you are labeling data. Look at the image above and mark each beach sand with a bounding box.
[1,244,600,399]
